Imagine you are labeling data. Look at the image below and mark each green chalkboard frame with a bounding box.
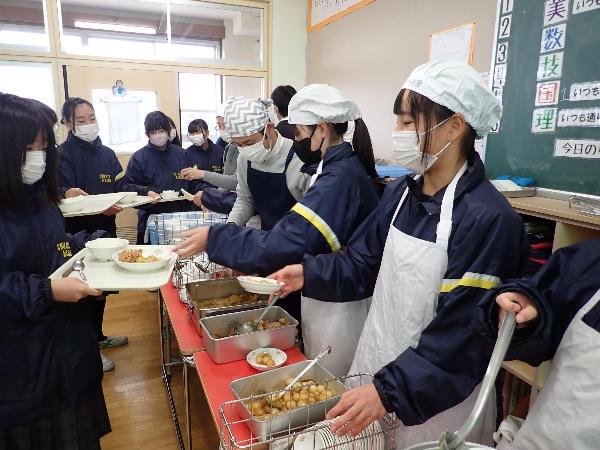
[485,0,600,195]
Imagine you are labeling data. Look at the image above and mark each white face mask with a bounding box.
[169,128,177,142]
[22,150,47,185]
[190,134,206,147]
[240,133,272,163]
[74,122,99,143]
[149,131,169,148]
[391,117,452,174]
[220,129,232,143]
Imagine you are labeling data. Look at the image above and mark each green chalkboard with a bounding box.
[485,0,600,195]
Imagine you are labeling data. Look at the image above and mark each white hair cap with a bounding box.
[288,84,361,126]
[401,60,502,138]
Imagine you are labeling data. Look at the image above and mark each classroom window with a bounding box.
[178,72,220,148]
[0,61,55,109]
[178,72,263,148]
[57,0,263,68]
[0,0,49,53]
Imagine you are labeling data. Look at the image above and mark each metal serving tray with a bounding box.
[229,361,348,441]
[186,278,268,330]
[200,306,298,364]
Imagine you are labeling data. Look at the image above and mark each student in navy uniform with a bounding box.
[192,107,242,215]
[270,61,527,448]
[271,84,297,140]
[166,115,182,147]
[180,119,225,192]
[175,85,379,377]
[124,111,195,244]
[0,93,111,450]
[59,98,124,237]
[177,97,312,321]
[478,240,600,450]
[58,97,129,372]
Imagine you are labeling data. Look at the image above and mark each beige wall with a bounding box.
[306,0,496,159]
[270,0,307,91]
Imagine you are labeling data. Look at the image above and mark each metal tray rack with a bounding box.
[145,211,240,290]
[219,374,399,450]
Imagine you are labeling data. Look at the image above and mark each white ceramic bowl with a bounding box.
[237,275,284,295]
[117,192,139,204]
[161,190,179,199]
[85,238,129,261]
[60,196,85,213]
[112,246,173,272]
[247,348,287,372]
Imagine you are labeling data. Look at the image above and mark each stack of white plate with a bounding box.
[291,419,385,450]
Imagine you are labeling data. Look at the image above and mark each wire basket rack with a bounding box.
[219,373,399,450]
[145,211,240,291]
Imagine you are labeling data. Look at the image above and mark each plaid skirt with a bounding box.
[0,386,111,450]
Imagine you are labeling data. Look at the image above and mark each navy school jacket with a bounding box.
[124,142,196,234]
[58,134,125,236]
[185,139,225,192]
[0,185,106,427]
[478,239,600,365]
[206,142,379,276]
[201,188,237,214]
[300,152,528,426]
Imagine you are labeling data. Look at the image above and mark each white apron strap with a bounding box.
[390,174,420,224]
[436,161,468,246]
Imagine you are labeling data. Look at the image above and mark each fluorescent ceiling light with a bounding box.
[74,20,156,35]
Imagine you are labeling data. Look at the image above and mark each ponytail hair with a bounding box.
[329,119,376,179]
[350,118,377,179]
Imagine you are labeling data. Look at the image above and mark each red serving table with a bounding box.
[159,282,307,449]
[194,347,306,446]
[160,283,204,356]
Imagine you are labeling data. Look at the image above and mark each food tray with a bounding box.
[229,361,347,440]
[159,196,188,203]
[117,195,153,208]
[200,306,298,364]
[186,278,268,322]
[60,192,128,217]
[49,245,177,291]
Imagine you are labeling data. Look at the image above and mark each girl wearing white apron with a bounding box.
[176,86,379,377]
[485,239,600,449]
[271,60,526,448]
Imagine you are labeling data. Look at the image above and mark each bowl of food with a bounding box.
[237,276,284,295]
[161,190,179,200]
[247,348,287,371]
[117,192,138,204]
[112,247,173,272]
[85,238,129,261]
[60,196,85,213]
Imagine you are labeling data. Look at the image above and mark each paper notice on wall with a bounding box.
[544,0,569,26]
[474,136,488,161]
[535,80,561,106]
[493,64,508,88]
[557,107,600,127]
[554,138,600,159]
[573,0,600,14]
[540,23,567,53]
[310,0,375,30]
[430,23,475,64]
[531,107,558,133]
[569,81,600,101]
